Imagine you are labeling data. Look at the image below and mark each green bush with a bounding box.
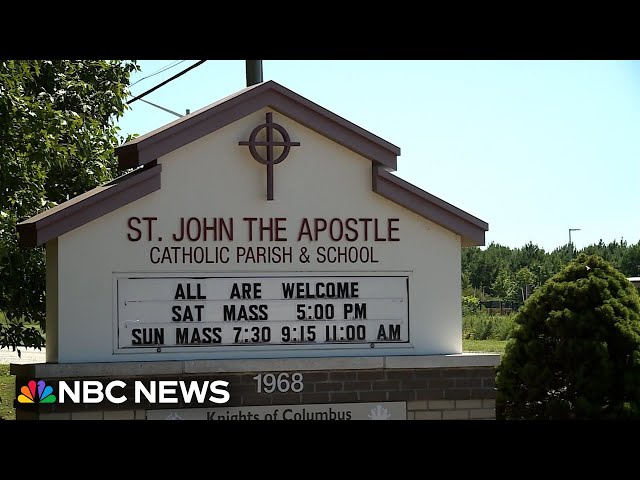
[462,295,481,316]
[496,254,640,419]
[463,311,517,340]
[0,316,44,352]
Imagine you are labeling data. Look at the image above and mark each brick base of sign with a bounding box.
[11,354,500,420]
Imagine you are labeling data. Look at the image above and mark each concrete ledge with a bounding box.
[10,361,184,378]
[384,354,500,369]
[10,353,500,378]
[184,357,384,373]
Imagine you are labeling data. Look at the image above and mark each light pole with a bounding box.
[569,228,581,258]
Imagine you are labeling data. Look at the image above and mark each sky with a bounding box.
[116,60,640,252]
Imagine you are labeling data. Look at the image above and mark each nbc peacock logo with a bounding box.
[17,380,56,404]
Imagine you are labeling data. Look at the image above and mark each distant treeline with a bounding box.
[462,239,640,302]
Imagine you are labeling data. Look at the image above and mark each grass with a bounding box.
[461,310,515,353]
[0,310,16,420]
[0,364,15,421]
[463,339,507,354]
[463,311,517,341]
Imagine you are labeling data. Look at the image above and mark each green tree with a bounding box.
[496,254,640,419]
[491,268,518,301]
[580,239,627,271]
[512,242,546,271]
[514,267,536,300]
[0,60,138,351]
[461,271,475,297]
[462,295,480,316]
[580,239,607,261]
[620,242,640,277]
[463,243,513,295]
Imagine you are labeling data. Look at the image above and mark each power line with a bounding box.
[130,60,186,87]
[127,60,207,105]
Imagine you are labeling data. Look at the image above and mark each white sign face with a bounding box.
[147,401,407,420]
[115,274,409,352]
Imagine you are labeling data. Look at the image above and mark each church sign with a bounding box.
[116,274,409,352]
[12,80,498,421]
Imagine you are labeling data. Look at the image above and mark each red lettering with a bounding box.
[313,218,327,241]
[142,217,157,241]
[127,217,142,241]
[358,218,372,241]
[389,218,400,241]
[297,218,312,241]
[329,218,343,241]
[243,217,258,241]
[344,218,358,242]
[275,217,287,241]
[374,218,386,242]
[128,216,157,241]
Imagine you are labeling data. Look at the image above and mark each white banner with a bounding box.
[116,274,409,350]
[147,401,407,420]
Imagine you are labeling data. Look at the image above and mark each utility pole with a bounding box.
[246,60,263,87]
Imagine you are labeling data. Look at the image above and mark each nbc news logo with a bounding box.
[16,378,229,405]
[18,380,56,404]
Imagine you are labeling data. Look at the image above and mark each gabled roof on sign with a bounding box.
[17,80,489,248]
[17,163,162,248]
[116,80,400,172]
